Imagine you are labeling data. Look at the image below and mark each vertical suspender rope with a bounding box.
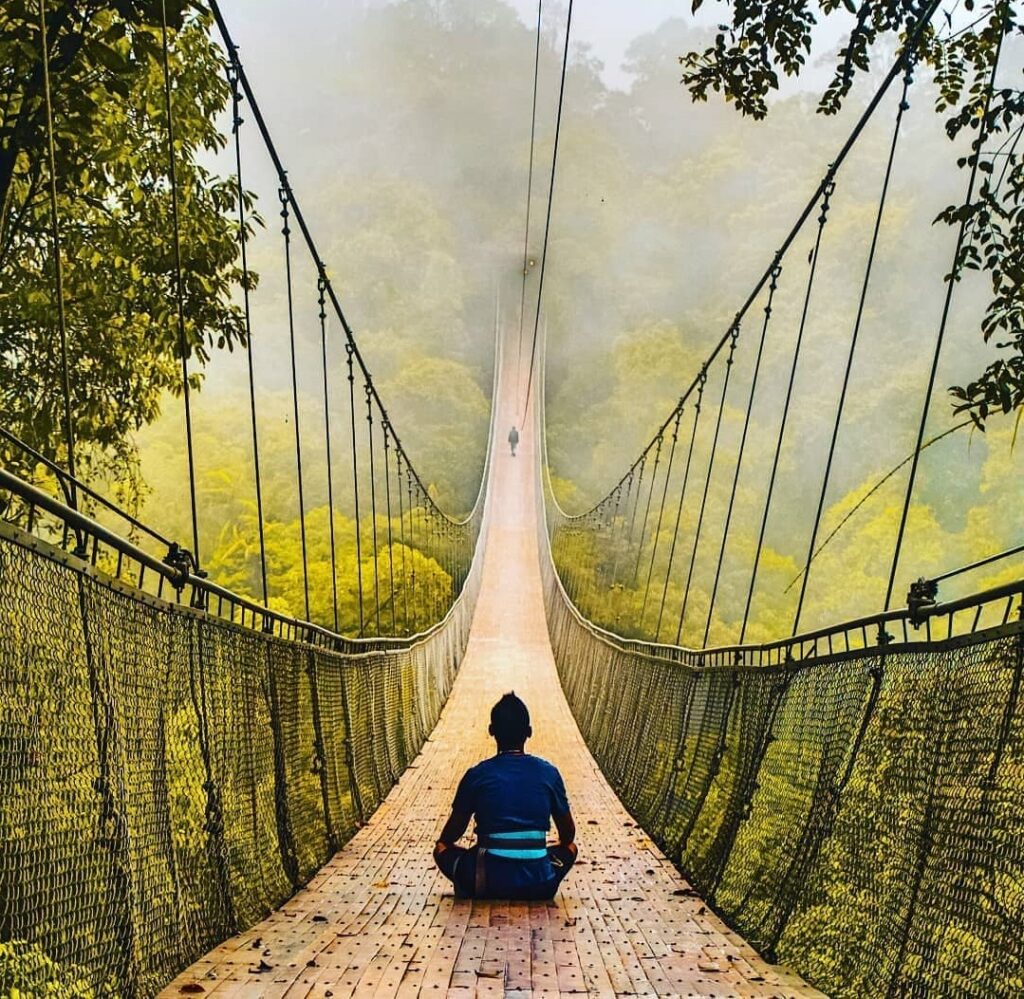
[607,471,634,591]
[382,423,398,635]
[407,472,417,632]
[517,0,544,380]
[640,409,683,626]
[794,69,913,635]
[365,383,381,635]
[346,343,365,635]
[160,0,202,575]
[396,449,410,634]
[280,181,311,621]
[318,274,340,632]
[626,455,647,545]
[632,433,664,586]
[656,377,706,642]
[885,8,1007,611]
[39,0,77,515]
[677,325,740,645]
[228,55,269,609]
[521,0,574,422]
[740,179,836,643]
[704,262,781,645]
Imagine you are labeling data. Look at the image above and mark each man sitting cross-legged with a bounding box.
[433,692,578,900]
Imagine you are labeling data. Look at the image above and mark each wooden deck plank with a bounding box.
[161,393,821,999]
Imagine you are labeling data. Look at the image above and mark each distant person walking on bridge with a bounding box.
[508,425,520,457]
[434,693,577,899]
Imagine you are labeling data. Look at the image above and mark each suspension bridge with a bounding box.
[1,1,1023,997]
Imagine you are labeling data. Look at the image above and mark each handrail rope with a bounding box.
[703,264,781,642]
[160,0,202,571]
[656,376,706,641]
[280,184,311,621]
[208,1,474,527]
[0,427,172,548]
[516,0,544,384]
[228,60,269,608]
[884,0,1009,610]
[0,465,475,654]
[739,180,836,644]
[677,326,740,645]
[556,0,943,520]
[520,0,573,424]
[792,67,915,635]
[929,542,1024,586]
[318,277,340,632]
[38,0,77,513]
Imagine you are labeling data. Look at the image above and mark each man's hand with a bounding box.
[553,809,576,852]
[436,807,472,850]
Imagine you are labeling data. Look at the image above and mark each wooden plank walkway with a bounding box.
[162,396,821,998]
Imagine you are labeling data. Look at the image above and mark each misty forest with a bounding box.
[3,0,1020,641]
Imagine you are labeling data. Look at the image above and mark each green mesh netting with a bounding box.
[0,527,475,996]
[543,550,1024,998]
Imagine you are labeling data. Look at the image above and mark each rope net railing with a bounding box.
[0,499,488,996]
[532,4,1024,995]
[0,1,499,995]
[536,261,1024,998]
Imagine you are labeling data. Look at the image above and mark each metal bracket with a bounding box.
[907,576,939,629]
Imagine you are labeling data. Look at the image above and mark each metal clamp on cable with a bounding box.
[163,542,204,590]
[907,576,938,629]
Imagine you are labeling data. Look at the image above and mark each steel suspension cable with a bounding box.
[521,0,573,422]
[160,0,202,571]
[677,325,740,645]
[793,70,914,635]
[656,374,706,642]
[227,56,268,607]
[884,6,1008,611]
[517,0,544,380]
[345,343,365,635]
[280,182,311,621]
[318,276,340,632]
[640,410,683,627]
[38,0,77,514]
[740,181,836,643]
[703,264,781,644]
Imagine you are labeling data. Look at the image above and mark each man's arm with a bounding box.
[553,809,577,855]
[435,808,472,852]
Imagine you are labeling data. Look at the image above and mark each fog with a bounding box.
[131,0,1022,633]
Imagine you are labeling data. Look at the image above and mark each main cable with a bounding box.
[516,0,544,383]
[520,0,573,423]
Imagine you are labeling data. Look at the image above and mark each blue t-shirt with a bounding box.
[453,752,570,861]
